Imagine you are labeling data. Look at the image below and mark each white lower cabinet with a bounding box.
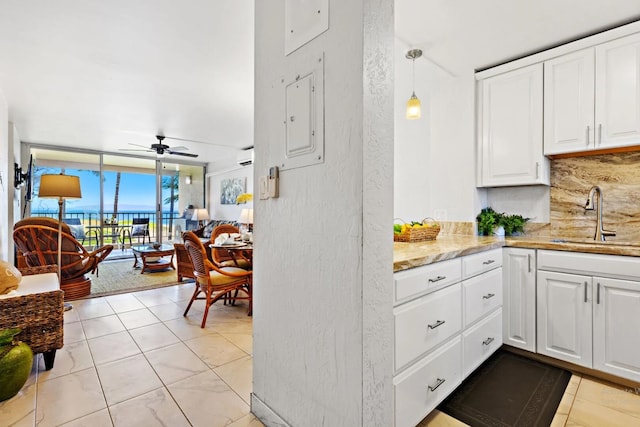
[593,277,640,382]
[536,250,640,382]
[463,308,502,376]
[394,337,462,427]
[502,248,536,352]
[393,251,502,427]
[536,270,592,367]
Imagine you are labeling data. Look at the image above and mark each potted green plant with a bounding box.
[0,328,33,402]
[476,207,529,236]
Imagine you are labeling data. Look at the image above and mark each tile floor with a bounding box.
[3,282,640,427]
[0,283,266,427]
[420,373,640,426]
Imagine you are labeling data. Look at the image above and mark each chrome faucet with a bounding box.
[584,186,616,241]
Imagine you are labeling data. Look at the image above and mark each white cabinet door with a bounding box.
[596,32,640,149]
[478,63,548,187]
[593,277,640,382]
[537,270,592,367]
[544,49,595,155]
[502,248,536,352]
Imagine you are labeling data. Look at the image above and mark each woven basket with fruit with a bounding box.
[393,218,441,242]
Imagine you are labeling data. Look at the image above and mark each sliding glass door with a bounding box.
[26,146,205,253]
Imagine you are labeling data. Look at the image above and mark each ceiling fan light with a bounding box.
[406,93,421,119]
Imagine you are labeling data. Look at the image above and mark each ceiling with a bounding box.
[0,0,254,168]
[1,1,640,169]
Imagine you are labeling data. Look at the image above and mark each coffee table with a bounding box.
[132,244,176,274]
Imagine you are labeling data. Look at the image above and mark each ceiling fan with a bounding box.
[119,135,199,158]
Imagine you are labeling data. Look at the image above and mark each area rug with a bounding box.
[89,258,192,297]
[438,349,571,427]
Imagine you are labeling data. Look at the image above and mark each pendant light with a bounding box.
[406,49,422,120]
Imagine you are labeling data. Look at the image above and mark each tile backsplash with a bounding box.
[550,151,640,242]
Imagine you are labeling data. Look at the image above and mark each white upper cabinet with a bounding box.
[478,63,549,187]
[544,49,595,155]
[596,32,640,149]
[545,32,640,155]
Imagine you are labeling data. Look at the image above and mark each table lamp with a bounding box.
[38,173,82,309]
[191,208,210,227]
[238,208,253,235]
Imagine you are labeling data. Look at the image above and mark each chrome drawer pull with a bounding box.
[427,320,445,330]
[428,378,446,392]
[428,275,446,283]
[584,281,588,303]
[483,293,495,300]
[482,337,495,346]
[597,282,601,305]
[482,259,495,265]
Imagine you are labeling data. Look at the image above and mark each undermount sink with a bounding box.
[550,238,640,247]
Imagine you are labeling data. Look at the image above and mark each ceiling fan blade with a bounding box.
[128,143,151,149]
[118,148,153,152]
[167,145,189,152]
[167,150,199,158]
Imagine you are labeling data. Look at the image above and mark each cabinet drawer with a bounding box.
[463,267,503,327]
[462,248,502,279]
[394,258,462,304]
[394,336,462,427]
[394,283,462,372]
[463,308,502,376]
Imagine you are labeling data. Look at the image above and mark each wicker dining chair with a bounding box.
[182,231,252,328]
[209,224,252,269]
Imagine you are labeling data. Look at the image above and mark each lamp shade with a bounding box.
[191,208,210,221]
[238,208,253,224]
[406,93,421,119]
[38,174,82,199]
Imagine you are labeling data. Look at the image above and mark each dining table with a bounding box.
[209,242,253,268]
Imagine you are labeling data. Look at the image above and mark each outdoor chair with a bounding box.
[210,224,252,270]
[183,231,252,328]
[13,217,114,300]
[122,217,150,246]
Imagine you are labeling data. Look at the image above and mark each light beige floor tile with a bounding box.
[164,283,197,303]
[214,355,253,404]
[219,332,253,354]
[565,373,582,396]
[133,290,175,307]
[60,409,113,427]
[575,377,640,419]
[87,330,141,365]
[106,293,146,313]
[566,396,640,426]
[63,321,86,345]
[184,333,247,368]
[206,318,253,335]
[82,314,126,339]
[37,340,94,382]
[228,413,266,427]
[163,316,219,341]
[109,387,190,427]
[128,323,180,352]
[168,370,250,427]
[145,342,209,385]
[75,300,116,320]
[64,306,81,324]
[147,301,191,322]
[0,375,37,427]
[117,308,160,329]
[36,367,107,427]
[95,354,163,406]
[418,409,469,426]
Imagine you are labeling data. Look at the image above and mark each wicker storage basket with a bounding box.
[393,218,441,242]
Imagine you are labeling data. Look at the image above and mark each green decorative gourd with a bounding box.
[0,328,33,402]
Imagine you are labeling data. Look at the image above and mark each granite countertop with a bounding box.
[393,235,640,272]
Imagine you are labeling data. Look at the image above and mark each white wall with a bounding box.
[207,164,254,221]
[252,1,394,426]
[0,90,9,262]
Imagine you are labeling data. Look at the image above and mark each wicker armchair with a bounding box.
[13,217,114,300]
[183,231,252,328]
[209,224,252,270]
[174,243,196,282]
[0,265,63,370]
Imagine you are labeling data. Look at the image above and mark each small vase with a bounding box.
[493,226,505,237]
